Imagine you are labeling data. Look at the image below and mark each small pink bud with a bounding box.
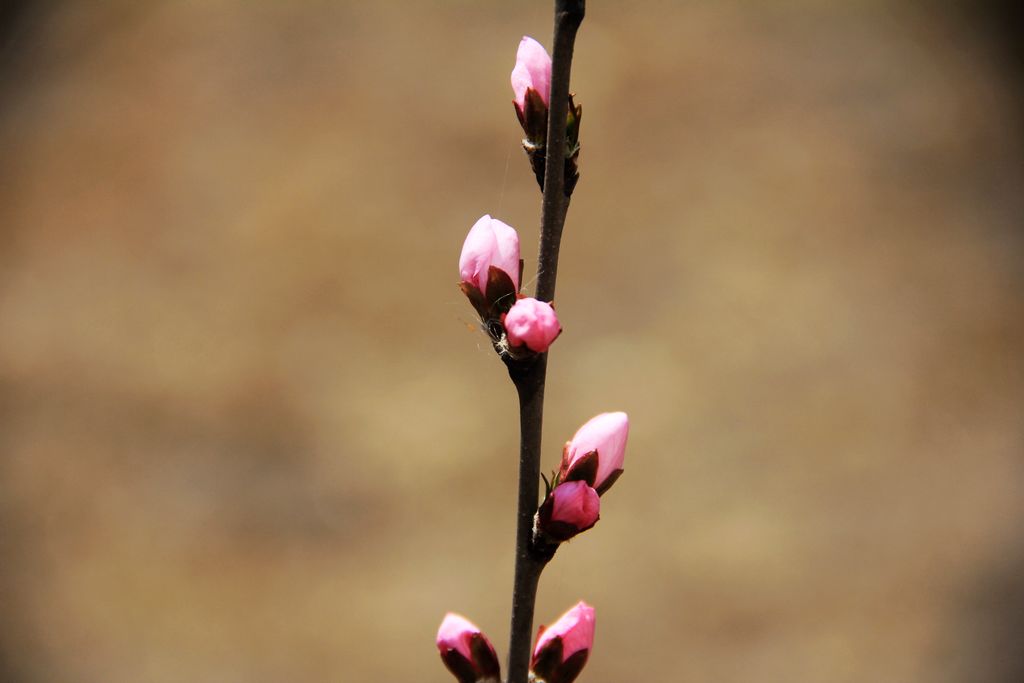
[459,215,521,297]
[437,613,501,683]
[537,481,600,543]
[511,36,552,110]
[558,412,629,495]
[503,297,562,353]
[531,602,595,683]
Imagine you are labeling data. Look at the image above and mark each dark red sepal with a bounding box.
[527,146,547,192]
[535,488,599,544]
[516,87,550,191]
[459,281,490,321]
[468,632,500,681]
[522,93,582,196]
[459,263,521,345]
[594,468,623,496]
[548,648,589,683]
[559,449,598,488]
[520,87,549,144]
[485,265,518,317]
[566,95,582,157]
[530,632,563,682]
[563,95,582,196]
[439,647,479,683]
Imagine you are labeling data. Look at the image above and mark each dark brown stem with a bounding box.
[505,355,548,683]
[535,1,583,305]
[505,3,584,683]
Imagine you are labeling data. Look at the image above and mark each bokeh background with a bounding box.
[1,1,1022,682]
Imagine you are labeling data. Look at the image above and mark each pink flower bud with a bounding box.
[558,412,629,495]
[459,215,521,297]
[531,602,595,683]
[437,613,501,683]
[511,36,552,110]
[503,297,562,353]
[537,481,600,543]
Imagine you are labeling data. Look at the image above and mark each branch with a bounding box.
[505,3,585,683]
[535,1,584,305]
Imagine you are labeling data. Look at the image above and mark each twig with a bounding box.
[505,3,585,683]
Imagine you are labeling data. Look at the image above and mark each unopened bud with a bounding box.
[436,613,501,683]
[459,215,523,328]
[530,602,595,683]
[503,297,562,354]
[510,37,581,195]
[511,36,551,113]
[558,412,629,495]
[536,480,600,543]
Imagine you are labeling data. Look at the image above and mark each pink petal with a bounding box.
[549,481,600,528]
[459,215,499,293]
[511,36,552,107]
[566,412,629,490]
[534,601,595,663]
[504,298,560,352]
[437,612,479,660]
[487,217,521,292]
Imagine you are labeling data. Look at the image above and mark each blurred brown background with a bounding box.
[1,1,1022,682]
